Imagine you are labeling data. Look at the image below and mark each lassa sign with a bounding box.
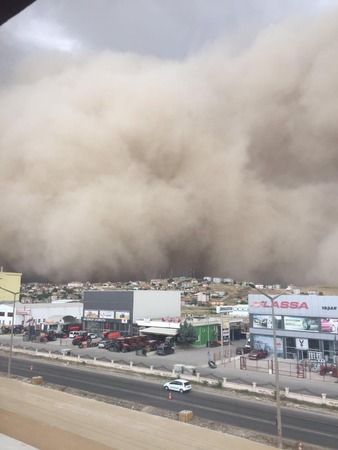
[252,300,309,310]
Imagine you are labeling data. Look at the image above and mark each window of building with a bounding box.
[285,337,296,359]
[7,312,13,317]
[0,312,4,316]
[308,339,320,351]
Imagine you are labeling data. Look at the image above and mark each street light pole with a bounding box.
[228,321,231,362]
[220,313,224,365]
[0,286,20,377]
[249,283,283,449]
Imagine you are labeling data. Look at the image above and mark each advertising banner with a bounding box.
[252,335,284,356]
[321,318,338,334]
[84,310,99,319]
[115,311,130,321]
[99,310,115,319]
[284,317,320,332]
[252,315,282,329]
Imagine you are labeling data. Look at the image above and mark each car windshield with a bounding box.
[183,382,190,387]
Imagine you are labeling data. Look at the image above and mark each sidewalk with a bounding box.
[0,377,276,450]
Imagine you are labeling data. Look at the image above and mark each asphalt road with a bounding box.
[0,355,336,449]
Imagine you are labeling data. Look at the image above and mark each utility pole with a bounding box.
[249,283,284,449]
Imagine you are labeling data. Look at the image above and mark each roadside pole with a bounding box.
[220,313,224,365]
[228,321,231,363]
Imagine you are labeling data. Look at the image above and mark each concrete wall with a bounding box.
[133,291,180,321]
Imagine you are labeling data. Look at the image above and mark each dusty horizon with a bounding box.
[1,7,338,284]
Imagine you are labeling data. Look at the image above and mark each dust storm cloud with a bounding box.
[1,11,338,283]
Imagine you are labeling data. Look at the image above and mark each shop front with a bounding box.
[249,294,338,362]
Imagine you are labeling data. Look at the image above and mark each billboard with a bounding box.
[99,310,115,319]
[321,318,338,334]
[252,315,282,329]
[252,335,284,356]
[284,317,320,332]
[84,310,99,319]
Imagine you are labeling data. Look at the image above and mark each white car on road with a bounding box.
[163,379,192,393]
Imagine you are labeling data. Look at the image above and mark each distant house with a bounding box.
[197,292,210,303]
[212,277,222,284]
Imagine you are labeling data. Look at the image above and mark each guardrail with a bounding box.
[1,343,338,408]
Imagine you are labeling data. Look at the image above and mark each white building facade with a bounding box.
[0,302,82,328]
[249,294,338,362]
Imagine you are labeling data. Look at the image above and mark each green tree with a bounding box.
[177,320,197,346]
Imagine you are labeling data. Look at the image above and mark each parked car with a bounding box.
[163,379,192,393]
[98,340,113,349]
[88,333,98,339]
[236,346,251,355]
[156,343,175,355]
[69,331,83,339]
[248,349,268,360]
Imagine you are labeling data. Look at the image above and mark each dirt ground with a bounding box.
[0,376,277,450]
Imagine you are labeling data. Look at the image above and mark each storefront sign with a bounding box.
[249,295,338,318]
[251,300,308,310]
[296,338,309,350]
[84,310,99,319]
[115,311,130,321]
[99,310,115,319]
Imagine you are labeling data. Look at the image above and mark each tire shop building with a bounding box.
[249,294,338,363]
[82,290,181,336]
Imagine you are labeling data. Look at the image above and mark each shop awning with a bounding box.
[140,327,178,336]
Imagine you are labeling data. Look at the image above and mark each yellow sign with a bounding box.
[0,272,22,302]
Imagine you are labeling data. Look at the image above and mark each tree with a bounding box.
[177,320,197,346]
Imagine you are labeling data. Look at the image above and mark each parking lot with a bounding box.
[0,333,237,375]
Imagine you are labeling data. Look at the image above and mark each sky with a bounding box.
[2,1,338,59]
[1,0,338,284]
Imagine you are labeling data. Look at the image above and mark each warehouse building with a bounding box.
[82,290,181,335]
[0,301,82,329]
[249,294,338,362]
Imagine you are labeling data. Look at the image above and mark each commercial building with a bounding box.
[137,316,221,346]
[216,304,249,318]
[0,271,22,302]
[0,301,83,328]
[82,290,181,335]
[249,294,338,362]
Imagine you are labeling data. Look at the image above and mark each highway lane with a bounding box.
[0,355,336,449]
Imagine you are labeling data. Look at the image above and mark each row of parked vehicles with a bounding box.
[71,331,175,355]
